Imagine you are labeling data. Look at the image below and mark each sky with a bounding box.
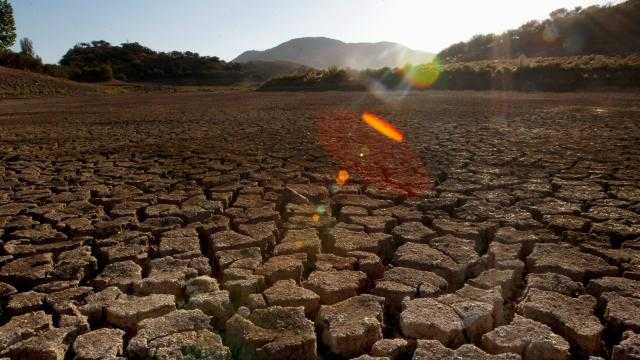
[11,0,618,64]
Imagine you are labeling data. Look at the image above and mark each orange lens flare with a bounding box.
[336,169,350,186]
[361,112,404,142]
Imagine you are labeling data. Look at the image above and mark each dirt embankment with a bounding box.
[0,66,102,99]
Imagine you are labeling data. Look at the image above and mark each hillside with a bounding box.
[439,0,640,62]
[233,37,434,70]
[238,60,310,82]
[0,66,99,98]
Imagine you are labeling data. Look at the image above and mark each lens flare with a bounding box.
[400,61,442,89]
[362,112,404,142]
[358,145,370,159]
[318,111,434,196]
[336,169,350,186]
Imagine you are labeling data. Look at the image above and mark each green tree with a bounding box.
[0,0,16,50]
[19,37,33,57]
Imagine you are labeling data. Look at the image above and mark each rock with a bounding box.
[349,251,385,279]
[133,256,206,296]
[373,267,448,311]
[333,194,393,209]
[53,245,97,281]
[216,247,262,271]
[238,221,278,250]
[274,228,322,258]
[373,205,423,222]
[96,231,149,264]
[45,286,93,315]
[6,290,45,315]
[0,281,17,298]
[527,243,618,282]
[286,184,329,203]
[412,339,521,360]
[517,288,602,355]
[158,228,201,258]
[94,260,142,291]
[127,309,228,359]
[393,242,465,287]
[256,254,307,285]
[185,288,233,329]
[263,280,320,316]
[318,295,385,357]
[604,294,640,333]
[224,274,266,305]
[482,314,570,360]
[437,293,495,343]
[247,293,268,310]
[314,253,357,271]
[351,355,390,360]
[392,222,436,244]
[543,214,590,232]
[0,327,73,360]
[613,331,640,360]
[526,273,584,297]
[78,286,123,323]
[400,298,465,347]
[488,241,524,272]
[327,228,393,259]
[106,293,176,330]
[370,338,410,360]
[0,252,53,285]
[225,306,317,360]
[303,270,367,304]
[148,329,230,359]
[0,310,52,350]
[587,277,640,299]
[469,269,519,299]
[347,215,397,233]
[455,285,506,328]
[185,275,220,296]
[145,203,181,218]
[494,227,556,255]
[210,230,266,253]
[432,218,484,247]
[73,328,125,360]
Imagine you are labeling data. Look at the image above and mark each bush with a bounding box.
[0,50,43,72]
[69,64,113,82]
[438,0,640,62]
[258,68,365,91]
[60,41,241,84]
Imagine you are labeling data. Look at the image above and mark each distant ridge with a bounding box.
[233,37,434,70]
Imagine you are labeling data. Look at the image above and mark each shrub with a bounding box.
[0,0,16,50]
[69,63,113,82]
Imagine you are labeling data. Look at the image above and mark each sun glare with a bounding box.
[361,112,405,142]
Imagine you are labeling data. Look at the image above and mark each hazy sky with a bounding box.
[12,0,617,64]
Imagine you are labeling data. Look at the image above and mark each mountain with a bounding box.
[233,37,434,70]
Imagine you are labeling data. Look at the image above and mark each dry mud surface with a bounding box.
[1,91,640,359]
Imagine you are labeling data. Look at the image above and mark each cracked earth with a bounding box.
[1,91,640,359]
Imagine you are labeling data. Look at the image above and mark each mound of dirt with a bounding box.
[0,66,99,98]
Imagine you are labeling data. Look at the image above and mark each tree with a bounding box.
[19,37,33,57]
[0,0,16,50]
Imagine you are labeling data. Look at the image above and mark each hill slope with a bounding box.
[233,37,434,70]
[0,66,99,98]
[240,60,310,82]
[439,0,640,62]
